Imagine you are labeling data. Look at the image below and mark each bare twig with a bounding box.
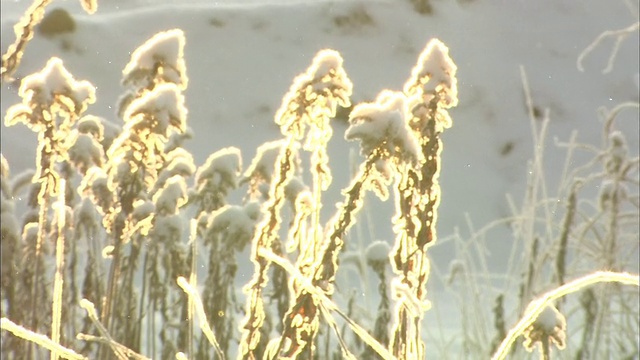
[577,22,640,73]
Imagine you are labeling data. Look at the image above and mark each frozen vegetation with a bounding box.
[0,0,639,359]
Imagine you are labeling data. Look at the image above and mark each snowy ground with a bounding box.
[1,0,638,357]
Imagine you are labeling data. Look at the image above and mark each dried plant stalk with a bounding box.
[240,140,297,358]
[363,241,392,358]
[1,0,52,81]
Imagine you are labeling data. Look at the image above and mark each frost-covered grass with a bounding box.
[1,0,639,359]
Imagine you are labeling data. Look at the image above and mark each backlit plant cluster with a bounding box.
[0,3,462,357]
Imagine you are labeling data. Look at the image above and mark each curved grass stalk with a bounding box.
[491,271,640,360]
[1,318,86,360]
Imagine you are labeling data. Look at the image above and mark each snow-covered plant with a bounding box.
[4,56,95,202]
[265,39,457,360]
[68,117,106,176]
[560,105,640,359]
[240,49,352,359]
[346,91,421,166]
[387,38,458,359]
[198,202,261,357]
[153,147,195,195]
[122,28,188,92]
[8,3,634,358]
[522,305,566,359]
[187,147,244,357]
[141,176,190,358]
[96,28,190,358]
[275,48,352,229]
[492,272,638,360]
[193,147,242,213]
[0,0,50,81]
[3,56,95,356]
[345,90,421,200]
[241,140,289,200]
[72,197,103,316]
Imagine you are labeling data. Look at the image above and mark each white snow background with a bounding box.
[1,0,639,357]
